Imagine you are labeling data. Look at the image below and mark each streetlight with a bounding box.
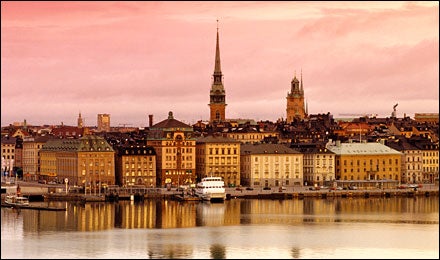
[65,178,69,194]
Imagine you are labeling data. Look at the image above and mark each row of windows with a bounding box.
[165,148,193,153]
[164,141,193,146]
[164,155,193,161]
[81,161,113,167]
[165,163,193,168]
[422,159,439,164]
[124,163,154,169]
[254,157,300,162]
[165,170,193,175]
[342,167,399,173]
[2,148,15,153]
[407,165,422,170]
[124,170,155,176]
[81,170,112,175]
[124,157,154,162]
[124,150,154,155]
[208,157,238,165]
[342,174,399,180]
[422,151,439,156]
[208,148,238,155]
[341,159,399,166]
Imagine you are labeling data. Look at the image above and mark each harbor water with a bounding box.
[1,196,439,259]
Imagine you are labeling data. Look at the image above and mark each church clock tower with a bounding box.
[209,21,226,124]
[286,71,307,123]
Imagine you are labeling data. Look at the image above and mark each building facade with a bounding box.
[240,143,303,188]
[327,141,401,188]
[386,137,423,184]
[291,143,336,187]
[1,136,16,179]
[40,135,115,192]
[225,129,280,144]
[147,111,197,187]
[196,135,241,187]
[22,136,51,181]
[114,145,156,187]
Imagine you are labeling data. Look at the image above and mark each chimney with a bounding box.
[336,140,341,147]
[149,114,153,127]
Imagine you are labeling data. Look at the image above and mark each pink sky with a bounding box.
[1,1,439,127]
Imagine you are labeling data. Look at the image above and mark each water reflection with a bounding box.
[210,244,226,259]
[1,197,438,259]
[3,197,438,233]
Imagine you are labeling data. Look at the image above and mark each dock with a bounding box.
[172,194,202,201]
[1,202,66,211]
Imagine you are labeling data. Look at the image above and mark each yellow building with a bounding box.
[327,141,401,188]
[1,136,16,178]
[114,145,156,187]
[196,135,241,187]
[147,111,196,187]
[419,142,439,184]
[240,143,303,188]
[22,136,51,181]
[225,130,280,144]
[40,135,115,191]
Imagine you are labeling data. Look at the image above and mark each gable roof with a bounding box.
[151,111,192,129]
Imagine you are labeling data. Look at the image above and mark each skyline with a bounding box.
[1,1,439,127]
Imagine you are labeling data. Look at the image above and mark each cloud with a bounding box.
[1,1,438,126]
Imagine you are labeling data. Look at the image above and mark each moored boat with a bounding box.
[4,194,30,207]
[195,176,226,202]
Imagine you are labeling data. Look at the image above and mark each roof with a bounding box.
[196,135,241,144]
[116,144,156,156]
[150,111,192,129]
[41,135,114,152]
[327,142,401,155]
[241,143,301,155]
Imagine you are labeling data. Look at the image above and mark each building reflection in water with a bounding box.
[16,196,439,234]
[291,247,301,259]
[210,243,226,259]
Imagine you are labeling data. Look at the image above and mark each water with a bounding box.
[2,196,439,259]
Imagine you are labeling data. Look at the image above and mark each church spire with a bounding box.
[300,69,304,94]
[209,20,226,123]
[214,19,222,75]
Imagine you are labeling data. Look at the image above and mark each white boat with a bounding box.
[195,176,226,201]
[4,195,30,207]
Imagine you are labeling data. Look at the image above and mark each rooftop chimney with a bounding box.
[149,114,153,127]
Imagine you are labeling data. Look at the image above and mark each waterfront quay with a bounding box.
[2,181,438,203]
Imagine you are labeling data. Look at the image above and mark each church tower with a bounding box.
[286,71,307,123]
[209,21,226,124]
[77,112,84,128]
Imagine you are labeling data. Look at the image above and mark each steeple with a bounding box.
[212,19,223,86]
[214,20,222,75]
[209,20,227,123]
[300,69,304,93]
